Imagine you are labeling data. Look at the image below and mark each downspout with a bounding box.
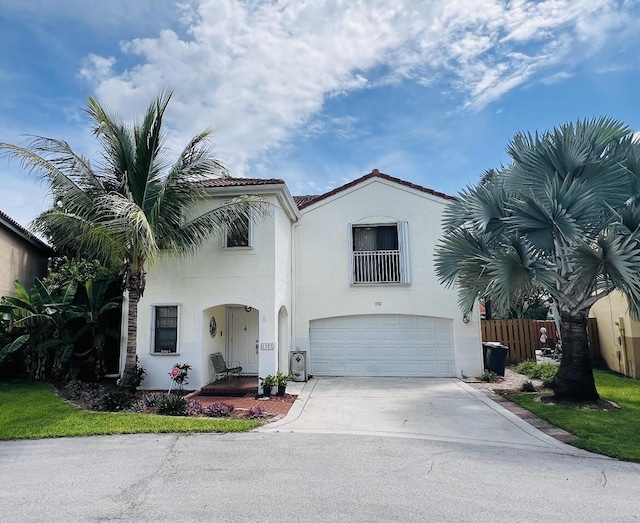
[291,214,298,366]
[618,317,629,376]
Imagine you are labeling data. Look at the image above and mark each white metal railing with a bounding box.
[353,250,401,283]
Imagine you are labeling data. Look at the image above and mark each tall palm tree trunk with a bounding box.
[119,268,145,390]
[552,312,599,401]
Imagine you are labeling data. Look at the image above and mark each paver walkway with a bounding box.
[185,392,295,416]
[466,368,577,443]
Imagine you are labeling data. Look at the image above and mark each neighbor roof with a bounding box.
[201,177,285,187]
[0,210,55,254]
[294,169,457,210]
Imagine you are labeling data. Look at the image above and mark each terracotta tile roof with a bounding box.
[294,169,457,210]
[0,209,54,254]
[293,195,320,207]
[201,177,285,187]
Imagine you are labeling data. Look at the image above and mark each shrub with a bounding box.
[63,380,99,402]
[141,392,166,408]
[542,376,555,388]
[533,363,558,382]
[95,386,135,412]
[204,402,234,418]
[186,399,205,416]
[130,392,166,413]
[520,380,536,392]
[156,394,187,416]
[134,357,146,388]
[515,360,539,377]
[130,398,148,413]
[480,370,498,382]
[247,405,267,419]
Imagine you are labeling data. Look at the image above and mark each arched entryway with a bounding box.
[278,305,289,372]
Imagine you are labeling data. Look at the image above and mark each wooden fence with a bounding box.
[481,318,600,365]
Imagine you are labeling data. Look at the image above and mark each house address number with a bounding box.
[260,343,275,351]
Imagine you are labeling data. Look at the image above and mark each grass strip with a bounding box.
[506,369,640,461]
[0,381,260,440]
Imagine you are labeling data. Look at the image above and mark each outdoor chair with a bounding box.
[210,352,243,382]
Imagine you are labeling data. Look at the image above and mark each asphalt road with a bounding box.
[1,432,639,522]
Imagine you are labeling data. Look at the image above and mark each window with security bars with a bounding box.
[153,305,178,353]
[349,222,410,284]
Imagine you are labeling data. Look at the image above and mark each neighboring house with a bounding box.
[0,210,54,298]
[590,291,640,378]
[131,170,483,390]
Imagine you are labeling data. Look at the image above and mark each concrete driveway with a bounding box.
[261,377,591,455]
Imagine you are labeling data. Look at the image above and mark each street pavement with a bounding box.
[1,432,639,522]
[1,378,639,521]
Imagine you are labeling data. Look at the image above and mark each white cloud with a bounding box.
[77,0,636,175]
[78,55,116,83]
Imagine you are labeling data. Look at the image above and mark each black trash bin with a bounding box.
[482,342,509,376]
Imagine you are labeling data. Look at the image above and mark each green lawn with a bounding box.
[0,382,260,440]
[506,369,640,461]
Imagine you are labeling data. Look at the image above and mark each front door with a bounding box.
[229,307,259,374]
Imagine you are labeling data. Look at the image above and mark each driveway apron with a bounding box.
[261,377,592,456]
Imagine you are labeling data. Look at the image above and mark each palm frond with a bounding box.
[441,194,470,232]
[86,95,135,192]
[482,236,549,313]
[159,196,271,255]
[505,118,632,207]
[569,233,640,309]
[95,193,158,268]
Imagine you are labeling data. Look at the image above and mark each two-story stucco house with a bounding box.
[130,170,483,390]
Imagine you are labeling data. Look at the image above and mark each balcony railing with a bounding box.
[353,250,401,284]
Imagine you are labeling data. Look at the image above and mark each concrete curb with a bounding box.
[258,378,317,431]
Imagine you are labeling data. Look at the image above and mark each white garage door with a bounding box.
[310,314,455,377]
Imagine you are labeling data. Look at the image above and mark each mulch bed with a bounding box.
[537,395,620,410]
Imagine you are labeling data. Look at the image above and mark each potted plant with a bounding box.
[259,374,277,396]
[275,371,293,396]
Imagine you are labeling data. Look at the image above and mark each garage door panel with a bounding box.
[399,331,417,341]
[436,329,453,341]
[416,347,436,357]
[310,314,455,377]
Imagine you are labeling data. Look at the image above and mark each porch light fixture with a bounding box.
[462,313,470,324]
[245,306,252,313]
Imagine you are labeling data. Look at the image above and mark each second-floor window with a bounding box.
[225,214,251,248]
[350,222,410,284]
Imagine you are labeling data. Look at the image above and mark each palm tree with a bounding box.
[0,91,266,389]
[434,118,640,401]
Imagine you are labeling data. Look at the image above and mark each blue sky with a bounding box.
[1,0,639,229]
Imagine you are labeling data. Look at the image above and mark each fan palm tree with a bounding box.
[0,91,267,389]
[434,118,640,401]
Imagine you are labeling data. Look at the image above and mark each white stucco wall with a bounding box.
[293,177,483,378]
[274,200,294,372]
[133,192,295,390]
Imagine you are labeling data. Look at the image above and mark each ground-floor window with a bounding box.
[153,305,179,354]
